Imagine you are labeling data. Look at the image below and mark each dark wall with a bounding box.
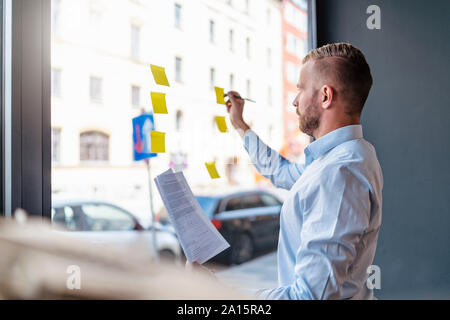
[316,0,450,299]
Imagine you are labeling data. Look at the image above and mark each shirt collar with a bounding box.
[304,125,363,167]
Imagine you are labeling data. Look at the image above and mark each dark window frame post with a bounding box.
[2,0,51,218]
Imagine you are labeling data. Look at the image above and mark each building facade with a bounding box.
[280,0,310,161]
[51,0,284,222]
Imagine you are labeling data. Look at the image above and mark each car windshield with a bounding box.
[196,197,218,218]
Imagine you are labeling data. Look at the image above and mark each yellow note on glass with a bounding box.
[205,162,220,179]
[215,87,226,105]
[150,65,170,87]
[215,116,228,133]
[151,92,168,114]
[150,131,166,153]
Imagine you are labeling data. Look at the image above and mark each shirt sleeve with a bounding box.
[256,165,371,300]
[243,130,305,190]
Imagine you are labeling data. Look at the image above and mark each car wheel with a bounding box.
[231,233,254,265]
[159,249,176,263]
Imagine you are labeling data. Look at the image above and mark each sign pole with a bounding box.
[133,112,159,261]
[146,158,158,261]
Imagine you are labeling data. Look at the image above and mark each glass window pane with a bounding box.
[52,128,61,164]
[210,68,215,90]
[52,68,62,97]
[131,24,141,60]
[174,3,182,28]
[261,194,281,207]
[81,204,136,231]
[209,20,215,42]
[80,131,109,162]
[90,76,103,103]
[241,194,264,209]
[50,0,311,227]
[225,197,242,212]
[131,85,141,108]
[175,57,182,82]
[229,29,234,51]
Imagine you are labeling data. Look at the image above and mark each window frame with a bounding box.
[130,23,141,60]
[89,75,103,104]
[174,3,182,29]
[79,131,110,164]
[131,85,141,108]
[2,0,51,218]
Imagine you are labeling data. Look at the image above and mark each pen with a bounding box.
[226,94,256,103]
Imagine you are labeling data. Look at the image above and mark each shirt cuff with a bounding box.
[239,128,252,140]
[242,129,257,153]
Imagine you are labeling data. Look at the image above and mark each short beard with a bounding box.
[299,98,321,137]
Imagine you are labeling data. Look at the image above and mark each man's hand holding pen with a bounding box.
[225,91,251,135]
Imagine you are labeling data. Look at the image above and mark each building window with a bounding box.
[229,73,234,90]
[131,85,140,108]
[285,2,308,32]
[131,24,141,60]
[286,62,300,84]
[51,0,62,36]
[89,0,103,39]
[210,68,215,90]
[246,79,251,99]
[90,76,103,103]
[174,3,182,28]
[267,86,273,106]
[52,68,62,97]
[176,110,183,132]
[266,8,271,25]
[209,20,215,43]
[267,48,272,67]
[80,131,109,162]
[246,37,251,59]
[52,128,61,164]
[286,33,306,58]
[245,0,250,14]
[175,57,183,82]
[229,29,234,51]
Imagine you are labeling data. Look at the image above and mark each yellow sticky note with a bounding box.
[151,92,168,114]
[150,131,166,153]
[205,162,221,179]
[215,87,226,105]
[215,116,228,133]
[150,64,170,87]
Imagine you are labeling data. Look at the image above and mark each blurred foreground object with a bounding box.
[0,215,250,300]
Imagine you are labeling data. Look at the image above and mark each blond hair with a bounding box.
[303,43,373,115]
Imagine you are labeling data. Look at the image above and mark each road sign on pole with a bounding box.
[133,113,157,161]
[132,113,158,261]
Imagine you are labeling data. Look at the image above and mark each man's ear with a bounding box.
[321,85,334,110]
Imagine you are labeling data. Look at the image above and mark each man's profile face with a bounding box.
[293,62,322,137]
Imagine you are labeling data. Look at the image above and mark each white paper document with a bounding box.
[154,169,230,264]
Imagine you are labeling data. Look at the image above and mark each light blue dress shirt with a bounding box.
[243,125,383,300]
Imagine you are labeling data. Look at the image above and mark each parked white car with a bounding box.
[51,199,181,263]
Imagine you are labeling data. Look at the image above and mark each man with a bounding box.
[224,43,383,300]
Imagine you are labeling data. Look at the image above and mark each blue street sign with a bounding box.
[133,113,157,161]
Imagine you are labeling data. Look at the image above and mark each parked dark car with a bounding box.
[195,190,283,265]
